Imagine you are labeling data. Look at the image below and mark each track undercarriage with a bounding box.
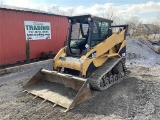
[89,58,127,91]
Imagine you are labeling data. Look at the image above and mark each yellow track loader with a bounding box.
[23,15,128,112]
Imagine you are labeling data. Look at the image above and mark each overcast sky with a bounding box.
[2,0,160,23]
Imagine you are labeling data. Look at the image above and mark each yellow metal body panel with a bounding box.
[93,54,108,67]
[53,47,66,70]
[53,29,126,77]
[56,60,82,71]
[118,40,126,53]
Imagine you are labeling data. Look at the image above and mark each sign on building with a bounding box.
[24,21,51,40]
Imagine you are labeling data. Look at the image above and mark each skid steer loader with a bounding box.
[23,15,128,112]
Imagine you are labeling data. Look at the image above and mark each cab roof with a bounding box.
[68,14,113,23]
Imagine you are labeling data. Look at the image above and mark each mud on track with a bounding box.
[0,65,160,120]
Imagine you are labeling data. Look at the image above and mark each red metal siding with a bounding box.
[0,10,2,65]
[0,9,69,65]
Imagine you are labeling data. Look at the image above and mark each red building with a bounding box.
[0,5,69,65]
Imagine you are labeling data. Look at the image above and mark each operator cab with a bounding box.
[67,15,113,56]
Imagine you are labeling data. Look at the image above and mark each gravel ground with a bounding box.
[0,39,160,120]
[126,39,160,67]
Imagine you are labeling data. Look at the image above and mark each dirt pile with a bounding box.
[126,39,160,67]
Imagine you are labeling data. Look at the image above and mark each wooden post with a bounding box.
[26,40,30,63]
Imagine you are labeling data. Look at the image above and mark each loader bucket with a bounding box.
[23,69,91,111]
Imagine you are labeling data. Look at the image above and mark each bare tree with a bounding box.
[40,5,75,16]
[0,0,5,5]
[54,8,75,16]
[100,6,125,25]
[100,6,116,20]
[66,8,75,16]
[151,14,160,39]
[55,9,66,15]
[126,16,142,37]
[113,16,125,25]
[39,5,67,16]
